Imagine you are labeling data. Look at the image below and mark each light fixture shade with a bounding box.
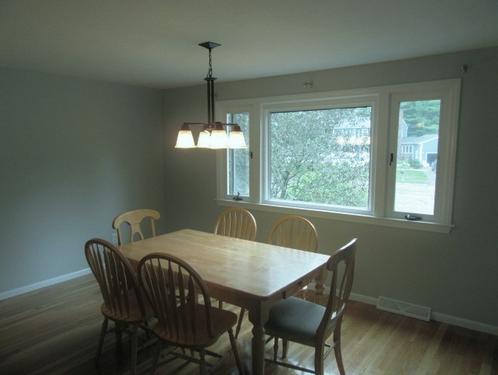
[227,126,247,149]
[209,123,228,149]
[209,129,228,149]
[175,125,196,148]
[197,130,211,148]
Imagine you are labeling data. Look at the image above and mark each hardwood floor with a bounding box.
[0,275,496,375]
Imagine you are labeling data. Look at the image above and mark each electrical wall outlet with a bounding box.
[111,231,118,245]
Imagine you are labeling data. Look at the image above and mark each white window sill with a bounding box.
[216,199,453,234]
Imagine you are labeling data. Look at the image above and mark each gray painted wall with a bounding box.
[162,47,498,326]
[0,68,165,293]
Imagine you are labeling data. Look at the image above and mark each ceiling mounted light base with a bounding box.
[198,41,221,50]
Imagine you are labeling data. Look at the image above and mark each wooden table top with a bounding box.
[120,229,329,300]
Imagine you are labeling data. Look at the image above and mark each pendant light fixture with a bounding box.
[175,42,247,149]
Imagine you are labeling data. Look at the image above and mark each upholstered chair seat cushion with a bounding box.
[265,297,329,345]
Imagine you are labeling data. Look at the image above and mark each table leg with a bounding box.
[315,268,325,296]
[248,302,269,375]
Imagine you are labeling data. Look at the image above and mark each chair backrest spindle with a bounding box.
[318,238,357,335]
[214,207,257,241]
[267,215,318,252]
[85,238,144,320]
[138,253,214,345]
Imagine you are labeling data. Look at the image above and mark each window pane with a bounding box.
[269,107,372,209]
[394,100,441,215]
[227,112,250,196]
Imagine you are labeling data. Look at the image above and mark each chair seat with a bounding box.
[152,305,238,347]
[265,297,329,345]
[101,292,151,323]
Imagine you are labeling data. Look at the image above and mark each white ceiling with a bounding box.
[1,0,497,88]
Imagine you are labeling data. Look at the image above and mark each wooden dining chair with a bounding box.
[213,207,257,241]
[268,214,320,300]
[233,215,319,338]
[264,238,357,375]
[112,208,160,245]
[84,238,149,375]
[267,215,318,252]
[214,207,257,336]
[137,253,244,375]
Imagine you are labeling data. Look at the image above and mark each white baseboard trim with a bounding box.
[431,311,498,336]
[350,292,378,306]
[349,292,498,336]
[0,268,91,301]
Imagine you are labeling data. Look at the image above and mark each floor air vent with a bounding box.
[376,296,431,321]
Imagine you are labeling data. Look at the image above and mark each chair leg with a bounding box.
[314,343,324,375]
[150,341,161,375]
[143,320,152,340]
[282,339,289,359]
[273,337,279,361]
[228,328,244,375]
[130,325,138,375]
[95,317,108,366]
[235,308,245,338]
[115,322,123,355]
[334,322,345,375]
[199,348,207,375]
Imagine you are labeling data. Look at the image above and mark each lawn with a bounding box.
[396,168,429,183]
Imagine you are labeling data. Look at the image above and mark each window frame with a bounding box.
[216,104,260,202]
[225,111,251,198]
[216,79,460,232]
[385,82,460,225]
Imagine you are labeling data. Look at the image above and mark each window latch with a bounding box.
[233,192,243,201]
[249,151,253,159]
[405,214,422,221]
[389,153,394,166]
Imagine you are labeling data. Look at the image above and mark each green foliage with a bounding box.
[401,100,441,137]
[229,102,439,205]
[269,107,372,208]
[227,101,440,211]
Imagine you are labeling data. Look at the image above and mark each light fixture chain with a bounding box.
[207,48,213,78]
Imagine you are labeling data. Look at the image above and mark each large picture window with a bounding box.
[217,80,460,231]
[267,106,372,211]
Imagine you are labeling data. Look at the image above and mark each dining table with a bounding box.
[120,228,329,375]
